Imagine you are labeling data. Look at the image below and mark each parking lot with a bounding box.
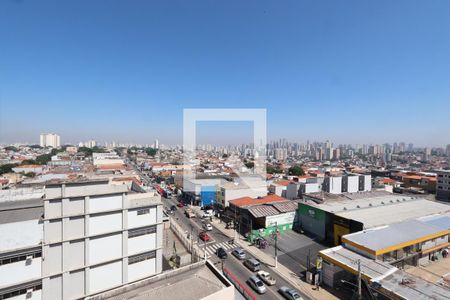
[260,230,327,275]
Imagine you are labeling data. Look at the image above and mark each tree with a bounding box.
[145,147,158,157]
[35,154,52,165]
[24,172,36,178]
[267,165,283,174]
[78,147,93,156]
[245,162,255,169]
[4,146,18,152]
[29,145,42,149]
[288,165,305,176]
[21,159,37,165]
[0,163,18,174]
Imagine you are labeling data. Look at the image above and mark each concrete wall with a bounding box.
[41,183,163,300]
[0,258,41,289]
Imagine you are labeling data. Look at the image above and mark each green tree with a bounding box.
[267,165,283,174]
[145,147,158,157]
[245,162,255,169]
[5,146,18,152]
[0,164,18,174]
[78,147,93,156]
[288,165,305,176]
[35,154,52,165]
[29,145,42,149]
[24,172,36,178]
[21,159,37,165]
[92,146,107,153]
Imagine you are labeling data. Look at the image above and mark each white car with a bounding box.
[202,210,213,218]
[257,270,276,285]
[203,223,213,231]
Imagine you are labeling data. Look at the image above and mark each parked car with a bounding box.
[177,203,184,208]
[232,248,246,260]
[257,270,276,285]
[216,247,227,259]
[199,231,210,242]
[278,286,303,300]
[202,210,214,218]
[203,223,213,231]
[170,205,177,211]
[247,275,266,294]
[243,258,261,271]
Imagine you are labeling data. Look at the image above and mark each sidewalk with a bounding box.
[211,217,338,300]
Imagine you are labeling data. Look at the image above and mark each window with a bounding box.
[129,225,156,238]
[0,252,41,265]
[137,208,150,215]
[128,250,156,264]
[0,284,41,299]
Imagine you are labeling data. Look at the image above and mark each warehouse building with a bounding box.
[319,246,450,299]
[297,191,450,245]
[227,195,298,239]
[342,215,450,268]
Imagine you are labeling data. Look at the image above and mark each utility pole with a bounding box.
[190,224,194,262]
[357,259,362,300]
[274,221,278,268]
[204,239,207,261]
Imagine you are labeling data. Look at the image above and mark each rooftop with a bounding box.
[92,261,233,300]
[320,246,450,300]
[342,217,450,255]
[248,200,298,218]
[229,194,286,207]
[302,192,450,228]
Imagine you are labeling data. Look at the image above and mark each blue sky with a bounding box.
[1,0,449,146]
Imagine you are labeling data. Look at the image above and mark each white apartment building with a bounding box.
[322,174,371,194]
[0,200,43,300]
[40,133,60,148]
[436,170,450,202]
[0,180,163,300]
[216,178,267,208]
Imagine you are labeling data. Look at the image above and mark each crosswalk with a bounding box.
[201,241,237,256]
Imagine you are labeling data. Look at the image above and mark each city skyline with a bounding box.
[1,1,450,145]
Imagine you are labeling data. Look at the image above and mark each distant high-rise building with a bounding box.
[274,148,287,161]
[154,139,159,149]
[40,133,60,148]
[422,147,431,161]
[85,140,97,148]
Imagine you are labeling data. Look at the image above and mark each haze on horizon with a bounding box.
[1,1,449,147]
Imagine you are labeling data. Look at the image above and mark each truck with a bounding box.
[184,208,195,218]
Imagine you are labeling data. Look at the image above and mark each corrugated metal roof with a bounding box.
[418,215,450,230]
[343,219,447,252]
[335,198,450,228]
[248,205,279,218]
[271,201,298,213]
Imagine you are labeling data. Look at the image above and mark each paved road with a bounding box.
[261,230,327,276]
[159,196,308,300]
[131,163,308,299]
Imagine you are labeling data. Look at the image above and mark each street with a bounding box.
[133,164,309,299]
[161,195,309,300]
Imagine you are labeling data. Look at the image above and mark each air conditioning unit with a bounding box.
[26,288,33,298]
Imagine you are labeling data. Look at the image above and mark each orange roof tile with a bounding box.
[229,194,286,207]
[15,164,43,168]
